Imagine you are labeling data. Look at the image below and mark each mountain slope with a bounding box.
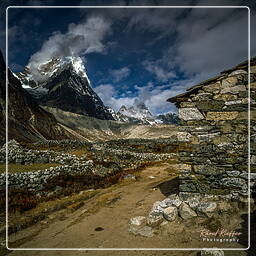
[0,51,75,144]
[17,57,114,120]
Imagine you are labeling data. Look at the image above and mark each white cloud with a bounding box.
[143,60,176,82]
[94,80,195,115]
[110,67,131,82]
[94,84,135,111]
[28,16,111,82]
[173,8,250,77]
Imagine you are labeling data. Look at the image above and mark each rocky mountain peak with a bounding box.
[15,55,114,121]
[17,56,90,88]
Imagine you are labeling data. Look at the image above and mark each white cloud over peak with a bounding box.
[28,16,111,82]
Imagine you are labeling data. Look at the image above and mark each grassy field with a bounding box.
[0,163,61,174]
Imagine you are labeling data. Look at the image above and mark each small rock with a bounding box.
[187,197,200,210]
[201,250,224,256]
[123,174,136,180]
[129,216,146,226]
[179,202,197,219]
[163,207,178,222]
[136,226,154,237]
[151,201,164,213]
[128,225,154,237]
[197,202,217,217]
[147,211,164,227]
[159,196,182,209]
[228,69,247,76]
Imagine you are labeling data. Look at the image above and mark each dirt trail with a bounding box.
[6,163,245,256]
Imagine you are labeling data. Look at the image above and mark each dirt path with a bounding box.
[5,163,246,256]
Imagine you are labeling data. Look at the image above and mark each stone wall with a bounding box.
[0,138,179,195]
[168,57,256,198]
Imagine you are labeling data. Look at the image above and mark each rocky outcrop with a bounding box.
[17,56,114,120]
[168,57,256,197]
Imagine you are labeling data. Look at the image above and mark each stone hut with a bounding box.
[168,57,256,198]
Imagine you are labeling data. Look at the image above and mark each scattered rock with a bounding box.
[197,202,217,217]
[129,216,146,226]
[163,207,178,222]
[123,174,136,180]
[151,201,164,213]
[186,197,200,210]
[128,225,154,237]
[147,211,164,227]
[160,195,182,208]
[179,202,197,219]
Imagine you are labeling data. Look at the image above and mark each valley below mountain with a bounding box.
[1,50,255,256]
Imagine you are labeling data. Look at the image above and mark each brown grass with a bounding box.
[67,149,87,157]
[0,163,61,174]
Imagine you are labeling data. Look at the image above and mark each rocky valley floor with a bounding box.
[0,134,254,256]
[1,162,254,256]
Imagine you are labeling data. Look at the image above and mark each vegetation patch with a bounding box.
[0,163,61,174]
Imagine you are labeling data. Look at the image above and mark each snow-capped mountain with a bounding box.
[117,100,157,125]
[109,100,179,125]
[16,56,114,120]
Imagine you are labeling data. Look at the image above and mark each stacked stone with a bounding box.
[0,140,82,165]
[168,57,256,197]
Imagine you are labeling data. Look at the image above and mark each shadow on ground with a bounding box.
[156,176,180,197]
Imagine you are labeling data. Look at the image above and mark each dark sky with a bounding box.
[1,0,256,114]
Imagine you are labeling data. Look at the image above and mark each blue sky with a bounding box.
[4,1,256,114]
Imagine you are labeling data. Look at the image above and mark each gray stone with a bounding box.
[201,250,224,256]
[179,192,201,202]
[129,216,146,226]
[35,156,49,164]
[179,202,197,219]
[147,211,164,227]
[222,177,247,190]
[187,197,200,210]
[221,85,246,94]
[226,171,240,177]
[163,206,178,222]
[176,132,193,142]
[179,108,204,121]
[123,174,136,180]
[151,201,164,213]
[222,76,238,87]
[197,202,217,217]
[128,225,154,237]
[229,69,247,76]
[251,155,256,165]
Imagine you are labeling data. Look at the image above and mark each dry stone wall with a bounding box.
[168,57,256,198]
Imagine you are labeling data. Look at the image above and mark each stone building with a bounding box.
[168,57,256,198]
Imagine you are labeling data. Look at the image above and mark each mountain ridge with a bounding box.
[16,56,114,120]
